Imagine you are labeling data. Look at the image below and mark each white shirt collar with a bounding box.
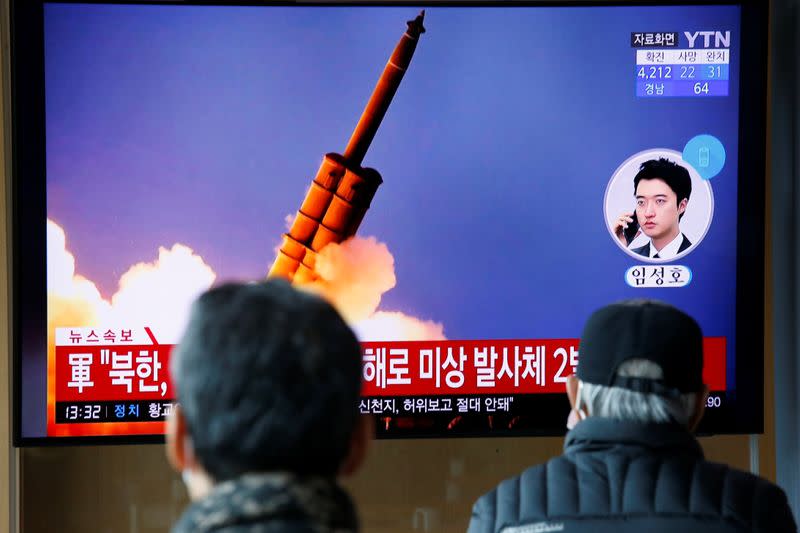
[649,232,684,260]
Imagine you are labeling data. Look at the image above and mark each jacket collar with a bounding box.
[172,472,358,533]
[564,417,704,459]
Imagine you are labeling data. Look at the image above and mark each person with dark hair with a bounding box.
[166,279,372,533]
[613,158,693,260]
[468,299,796,533]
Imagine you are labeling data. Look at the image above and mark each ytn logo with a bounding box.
[684,31,730,48]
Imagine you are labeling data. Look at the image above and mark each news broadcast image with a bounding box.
[32,4,740,438]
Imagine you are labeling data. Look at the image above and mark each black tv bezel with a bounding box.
[11,0,767,446]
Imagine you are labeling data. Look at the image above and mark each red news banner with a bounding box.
[52,327,726,435]
[360,338,726,395]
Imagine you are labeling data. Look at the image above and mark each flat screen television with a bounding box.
[12,0,767,444]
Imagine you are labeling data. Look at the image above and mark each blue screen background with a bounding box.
[43,4,742,392]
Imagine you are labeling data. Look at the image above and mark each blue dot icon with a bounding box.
[682,134,726,180]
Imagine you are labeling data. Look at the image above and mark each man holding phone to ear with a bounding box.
[613,158,693,260]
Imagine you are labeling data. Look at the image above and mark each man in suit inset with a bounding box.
[613,158,692,260]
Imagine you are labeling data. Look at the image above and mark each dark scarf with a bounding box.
[171,473,359,533]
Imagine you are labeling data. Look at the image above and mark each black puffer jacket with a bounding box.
[468,418,796,533]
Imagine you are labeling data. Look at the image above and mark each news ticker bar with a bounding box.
[55,396,514,424]
[55,391,725,426]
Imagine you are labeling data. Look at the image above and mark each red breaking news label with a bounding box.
[54,330,726,403]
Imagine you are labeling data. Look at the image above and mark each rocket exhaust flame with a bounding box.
[297,236,446,341]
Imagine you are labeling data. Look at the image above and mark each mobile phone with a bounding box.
[623,212,640,245]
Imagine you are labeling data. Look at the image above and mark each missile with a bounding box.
[269,11,426,282]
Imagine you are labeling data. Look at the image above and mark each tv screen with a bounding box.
[12,1,767,444]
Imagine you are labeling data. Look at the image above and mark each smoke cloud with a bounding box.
[47,219,216,343]
[48,219,444,343]
[353,310,446,342]
[47,220,111,336]
[108,244,216,341]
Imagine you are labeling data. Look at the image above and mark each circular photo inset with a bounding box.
[604,148,714,263]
